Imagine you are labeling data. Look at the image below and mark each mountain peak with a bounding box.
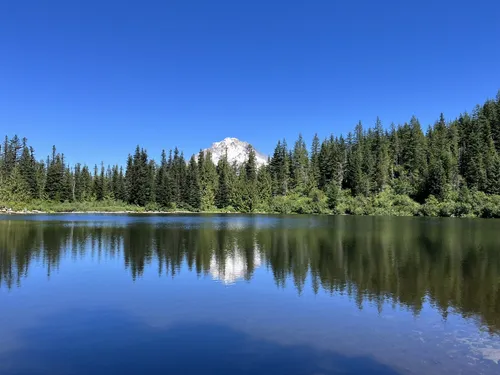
[204,137,267,167]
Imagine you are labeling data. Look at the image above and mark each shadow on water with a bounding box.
[0,308,402,375]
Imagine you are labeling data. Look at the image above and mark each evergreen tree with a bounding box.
[117,167,127,201]
[93,164,102,200]
[242,146,258,211]
[2,165,30,202]
[257,166,272,209]
[483,97,500,152]
[127,146,151,206]
[155,150,170,208]
[198,150,218,210]
[45,146,65,201]
[19,142,38,199]
[61,166,74,202]
[125,154,134,203]
[373,117,389,192]
[461,110,484,190]
[74,164,83,201]
[146,159,156,205]
[170,148,184,205]
[216,152,232,208]
[345,123,365,195]
[310,133,320,188]
[80,165,93,201]
[185,155,201,209]
[270,140,289,195]
[480,110,500,194]
[291,134,309,192]
[111,165,120,200]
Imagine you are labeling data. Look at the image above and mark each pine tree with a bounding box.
[345,123,365,195]
[111,165,120,200]
[461,110,485,190]
[155,150,170,208]
[61,166,74,202]
[373,117,389,192]
[146,159,156,205]
[198,150,218,210]
[2,165,30,202]
[80,165,93,201]
[117,167,127,201]
[170,148,183,205]
[257,166,272,209]
[486,155,500,195]
[318,137,331,189]
[270,140,289,195]
[291,134,309,192]
[310,133,320,188]
[93,164,103,200]
[125,154,134,203]
[19,142,38,199]
[480,110,500,194]
[216,152,232,208]
[483,97,500,153]
[74,163,83,201]
[45,146,65,201]
[242,146,258,211]
[185,155,201,209]
[126,146,151,206]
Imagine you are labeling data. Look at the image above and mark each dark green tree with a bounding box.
[185,155,201,209]
[216,152,232,208]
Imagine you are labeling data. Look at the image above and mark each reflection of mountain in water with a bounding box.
[1,216,499,334]
[210,246,262,284]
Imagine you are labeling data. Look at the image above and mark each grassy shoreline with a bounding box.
[3,188,500,218]
[0,200,242,215]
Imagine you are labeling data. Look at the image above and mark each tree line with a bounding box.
[1,91,500,217]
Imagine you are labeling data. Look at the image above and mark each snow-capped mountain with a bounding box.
[204,137,267,167]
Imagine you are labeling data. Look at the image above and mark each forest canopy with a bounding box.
[1,91,500,217]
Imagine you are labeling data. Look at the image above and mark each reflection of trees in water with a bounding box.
[0,217,499,332]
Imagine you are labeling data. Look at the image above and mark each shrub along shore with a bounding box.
[2,186,500,218]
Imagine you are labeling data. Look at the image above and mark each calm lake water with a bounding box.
[0,214,499,374]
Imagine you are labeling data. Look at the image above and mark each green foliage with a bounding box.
[270,140,290,195]
[198,150,218,211]
[326,182,341,213]
[2,90,500,217]
[185,155,201,209]
[215,153,233,209]
[0,166,31,203]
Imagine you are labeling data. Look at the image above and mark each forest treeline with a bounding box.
[1,92,500,217]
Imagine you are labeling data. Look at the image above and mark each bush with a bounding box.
[144,202,160,212]
[481,195,500,218]
[371,188,420,216]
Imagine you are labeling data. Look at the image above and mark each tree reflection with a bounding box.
[0,216,499,332]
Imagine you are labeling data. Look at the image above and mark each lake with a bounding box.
[0,214,499,374]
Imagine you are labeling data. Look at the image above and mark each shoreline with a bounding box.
[0,208,252,215]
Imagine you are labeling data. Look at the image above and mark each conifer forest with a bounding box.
[2,92,500,217]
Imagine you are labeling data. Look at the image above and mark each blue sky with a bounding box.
[1,0,499,167]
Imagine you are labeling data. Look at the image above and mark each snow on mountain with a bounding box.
[203,137,267,167]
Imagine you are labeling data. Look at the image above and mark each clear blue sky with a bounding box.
[1,0,499,167]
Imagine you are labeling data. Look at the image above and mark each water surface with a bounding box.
[1,214,499,374]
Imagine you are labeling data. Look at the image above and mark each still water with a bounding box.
[0,214,499,374]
